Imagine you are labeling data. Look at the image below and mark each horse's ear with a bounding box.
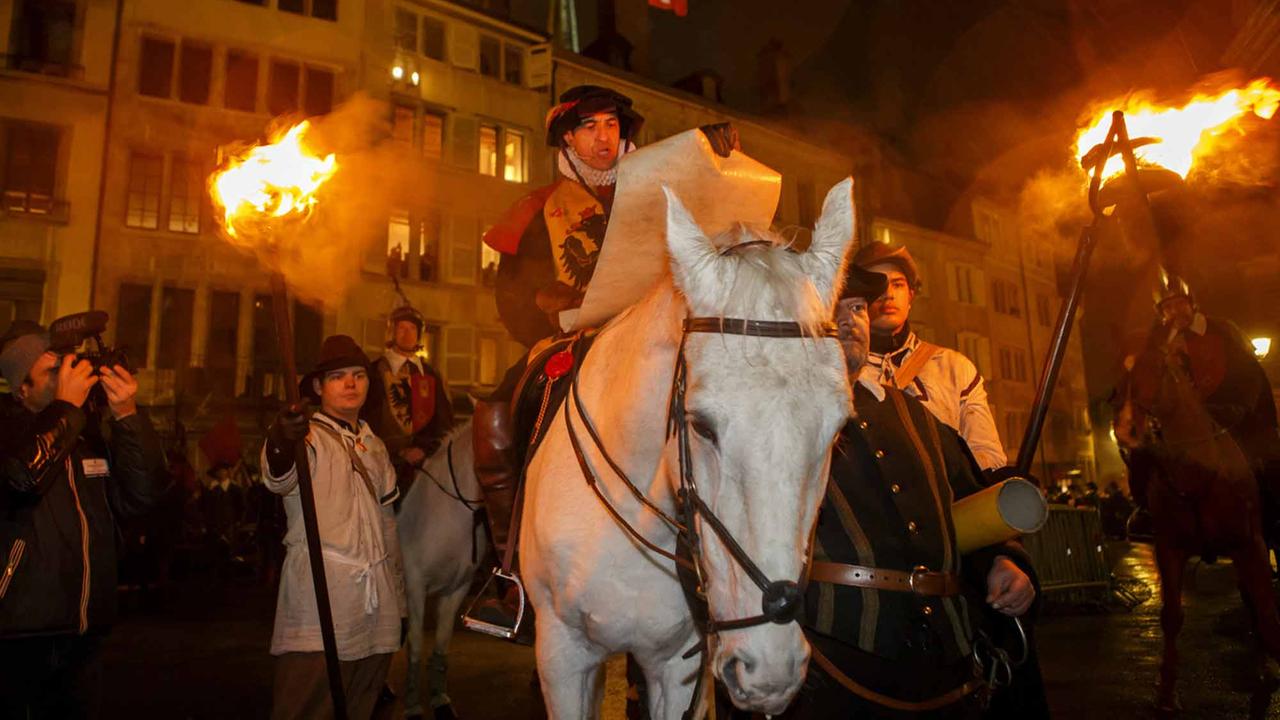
[663,185,716,301]
[806,177,858,307]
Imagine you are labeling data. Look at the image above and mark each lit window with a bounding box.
[503,129,524,182]
[167,157,201,234]
[125,152,163,229]
[386,210,411,278]
[479,124,498,176]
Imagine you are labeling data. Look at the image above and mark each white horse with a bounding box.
[398,421,486,718]
[521,180,858,718]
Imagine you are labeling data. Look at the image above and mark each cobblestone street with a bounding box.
[98,542,1280,719]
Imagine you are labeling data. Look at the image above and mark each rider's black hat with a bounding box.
[544,85,644,147]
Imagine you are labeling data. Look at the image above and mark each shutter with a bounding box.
[978,337,993,381]
[973,267,988,307]
[445,215,479,285]
[442,325,476,384]
[451,115,477,169]
[526,43,551,89]
[946,263,959,303]
[449,24,478,70]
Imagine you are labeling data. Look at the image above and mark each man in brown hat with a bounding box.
[261,335,407,720]
[853,242,1007,471]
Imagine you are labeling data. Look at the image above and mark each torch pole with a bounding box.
[269,271,348,719]
[1014,225,1097,475]
[1015,114,1127,477]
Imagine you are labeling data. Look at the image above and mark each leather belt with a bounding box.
[809,561,961,597]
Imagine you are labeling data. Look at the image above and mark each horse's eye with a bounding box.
[690,417,718,444]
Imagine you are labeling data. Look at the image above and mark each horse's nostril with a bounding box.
[721,658,744,698]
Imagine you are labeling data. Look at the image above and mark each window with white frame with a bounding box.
[973,206,1002,245]
[991,278,1022,318]
[998,345,1029,383]
[1036,293,1053,327]
[127,150,204,233]
[956,331,991,379]
[948,262,985,306]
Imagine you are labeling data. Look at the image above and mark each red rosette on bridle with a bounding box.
[545,350,574,380]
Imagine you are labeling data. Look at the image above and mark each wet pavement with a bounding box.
[98,542,1280,718]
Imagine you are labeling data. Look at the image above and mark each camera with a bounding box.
[48,311,132,412]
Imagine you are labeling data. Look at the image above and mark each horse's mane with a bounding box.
[608,222,831,344]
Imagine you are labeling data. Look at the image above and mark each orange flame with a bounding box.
[1074,78,1280,179]
[210,121,337,241]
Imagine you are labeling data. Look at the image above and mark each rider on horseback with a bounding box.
[1128,272,1280,540]
[468,86,740,635]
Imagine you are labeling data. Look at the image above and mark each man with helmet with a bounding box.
[852,242,1007,471]
[363,305,453,499]
[1130,273,1280,514]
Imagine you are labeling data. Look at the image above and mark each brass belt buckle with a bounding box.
[908,564,930,594]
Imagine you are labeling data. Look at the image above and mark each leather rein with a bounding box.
[562,316,839,637]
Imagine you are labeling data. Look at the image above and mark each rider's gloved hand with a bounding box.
[535,281,584,314]
[698,122,741,158]
[265,401,310,476]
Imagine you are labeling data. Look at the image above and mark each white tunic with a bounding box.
[860,331,1008,470]
[262,413,407,660]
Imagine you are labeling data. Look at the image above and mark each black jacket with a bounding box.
[804,383,1035,694]
[0,397,165,638]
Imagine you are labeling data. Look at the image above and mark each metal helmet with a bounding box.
[1153,271,1195,311]
[387,305,424,346]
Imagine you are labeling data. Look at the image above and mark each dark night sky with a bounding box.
[553,0,1249,196]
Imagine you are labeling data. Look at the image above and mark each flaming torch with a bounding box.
[1016,77,1280,476]
[209,121,348,718]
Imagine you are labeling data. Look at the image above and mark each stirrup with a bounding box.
[462,568,527,640]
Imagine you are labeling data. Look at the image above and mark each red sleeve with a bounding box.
[483,180,561,255]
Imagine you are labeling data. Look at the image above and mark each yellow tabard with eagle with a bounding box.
[542,180,608,292]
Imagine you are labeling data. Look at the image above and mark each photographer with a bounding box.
[0,320,165,719]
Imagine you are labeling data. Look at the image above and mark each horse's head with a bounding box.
[662,180,855,713]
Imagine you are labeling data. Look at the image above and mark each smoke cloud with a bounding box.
[210,93,436,305]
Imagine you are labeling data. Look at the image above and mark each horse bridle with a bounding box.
[562,315,839,637]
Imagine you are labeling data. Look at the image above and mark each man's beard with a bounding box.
[842,341,868,376]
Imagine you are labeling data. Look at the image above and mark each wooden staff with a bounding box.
[270,271,348,719]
